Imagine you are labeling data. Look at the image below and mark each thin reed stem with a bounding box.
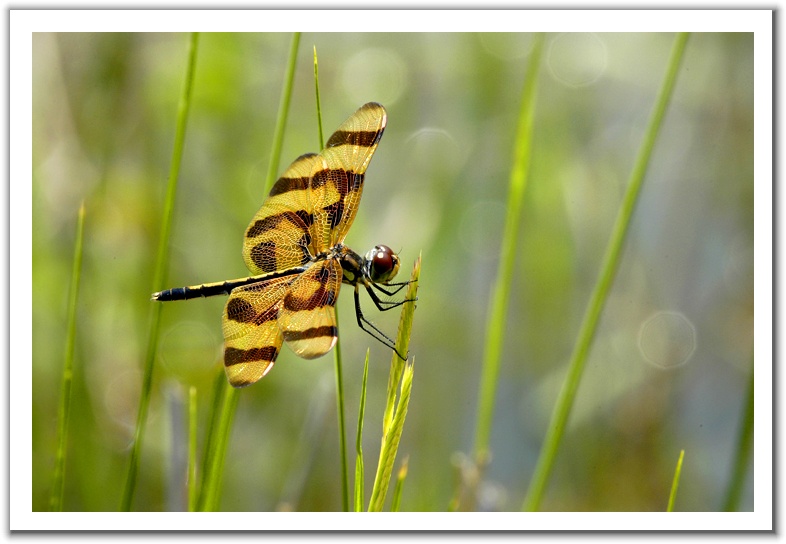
[354,351,370,512]
[390,456,409,512]
[723,358,754,511]
[667,449,685,512]
[49,202,86,511]
[368,255,420,511]
[313,46,325,149]
[312,46,350,512]
[121,32,199,511]
[196,32,301,511]
[523,32,690,512]
[265,33,301,195]
[187,386,198,512]
[198,380,240,511]
[196,371,224,508]
[474,33,545,464]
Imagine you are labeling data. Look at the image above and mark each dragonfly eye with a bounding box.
[366,244,400,284]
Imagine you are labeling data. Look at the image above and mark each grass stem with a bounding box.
[187,386,198,512]
[390,456,409,512]
[667,449,685,512]
[313,45,350,512]
[722,358,754,511]
[522,32,690,512]
[198,380,239,511]
[196,33,302,511]
[313,45,325,149]
[473,33,544,464]
[121,32,199,511]
[354,351,370,511]
[264,33,301,195]
[368,255,420,511]
[49,202,86,511]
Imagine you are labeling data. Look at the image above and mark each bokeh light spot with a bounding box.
[638,311,697,369]
[547,33,608,88]
[404,127,466,178]
[103,368,142,434]
[479,33,535,61]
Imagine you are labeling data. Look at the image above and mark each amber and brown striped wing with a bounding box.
[309,102,387,253]
[278,258,343,359]
[224,103,386,384]
[222,274,296,387]
[242,153,322,276]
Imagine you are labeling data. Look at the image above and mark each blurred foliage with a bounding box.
[32,32,753,512]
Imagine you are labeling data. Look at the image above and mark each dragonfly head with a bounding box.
[364,244,400,284]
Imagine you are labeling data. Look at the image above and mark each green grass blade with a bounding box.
[49,201,86,511]
[723,358,754,511]
[198,381,240,511]
[196,370,226,509]
[381,254,421,436]
[312,45,350,513]
[333,309,350,512]
[473,33,544,465]
[667,449,685,512]
[523,32,690,512]
[369,255,420,511]
[264,32,301,195]
[187,386,198,512]
[196,368,225,506]
[390,456,409,512]
[354,350,370,512]
[369,360,415,512]
[196,32,301,513]
[121,32,199,511]
[313,45,325,149]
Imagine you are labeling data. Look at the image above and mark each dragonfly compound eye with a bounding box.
[368,244,400,284]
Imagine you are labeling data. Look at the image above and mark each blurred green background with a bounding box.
[32,32,753,512]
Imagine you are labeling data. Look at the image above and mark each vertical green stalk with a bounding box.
[333,241,349,508]
[354,351,370,512]
[667,449,685,512]
[121,32,199,511]
[195,371,224,508]
[196,33,302,512]
[187,386,198,512]
[198,380,240,511]
[49,202,86,511]
[380,255,421,437]
[390,456,409,512]
[473,33,544,464]
[313,45,350,512]
[265,32,301,195]
[723,360,754,511]
[523,32,690,512]
[369,361,415,511]
[368,255,420,511]
[313,46,325,150]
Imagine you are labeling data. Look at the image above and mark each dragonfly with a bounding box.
[153,102,413,387]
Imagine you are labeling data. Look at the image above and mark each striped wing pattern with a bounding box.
[242,153,321,276]
[220,102,387,387]
[222,274,296,387]
[309,102,387,252]
[279,259,343,358]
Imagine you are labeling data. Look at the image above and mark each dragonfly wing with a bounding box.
[278,259,342,359]
[222,273,296,387]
